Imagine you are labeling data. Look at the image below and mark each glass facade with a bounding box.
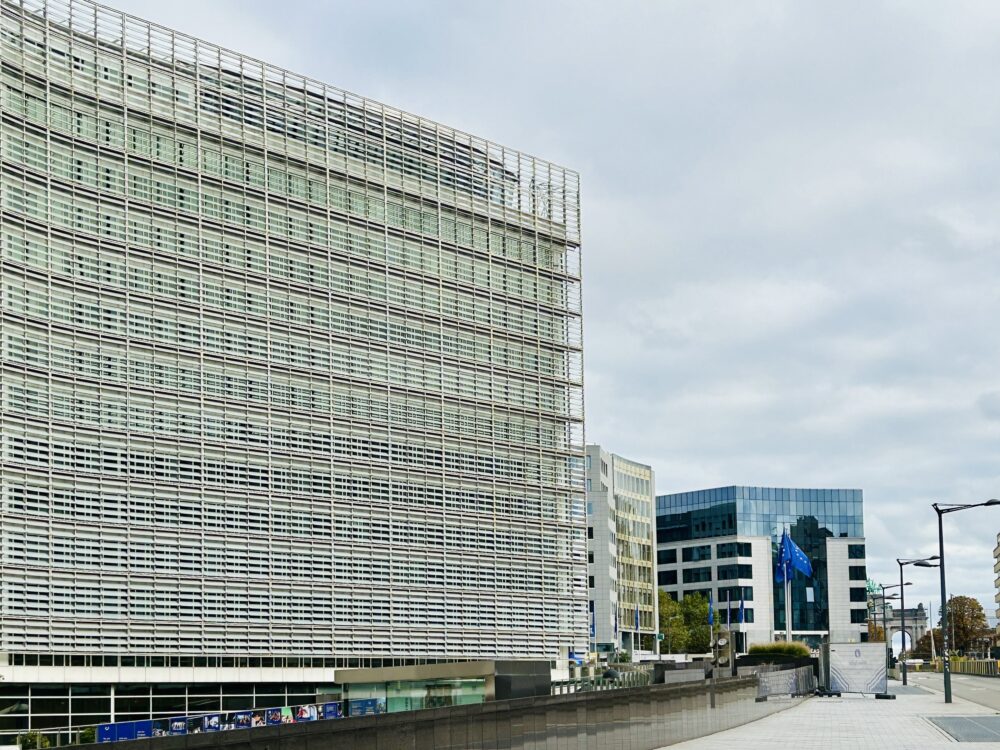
[657,486,865,635]
[656,486,864,542]
[0,0,585,661]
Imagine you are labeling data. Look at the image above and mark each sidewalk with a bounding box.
[660,680,1000,749]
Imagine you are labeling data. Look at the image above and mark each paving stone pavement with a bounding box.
[660,680,1000,749]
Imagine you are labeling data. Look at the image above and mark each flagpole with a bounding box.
[784,529,792,642]
[785,574,792,642]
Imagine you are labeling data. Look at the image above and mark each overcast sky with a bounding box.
[111,0,1000,625]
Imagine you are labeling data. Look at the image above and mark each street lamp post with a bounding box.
[933,499,1000,703]
[878,583,908,676]
[896,556,940,685]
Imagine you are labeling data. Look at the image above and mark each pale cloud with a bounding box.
[108,0,1000,617]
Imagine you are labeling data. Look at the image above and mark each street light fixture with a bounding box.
[933,499,1000,703]
[896,555,940,685]
[878,584,909,675]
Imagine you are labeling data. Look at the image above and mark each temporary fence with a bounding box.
[755,665,816,699]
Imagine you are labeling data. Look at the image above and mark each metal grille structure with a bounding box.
[0,0,585,659]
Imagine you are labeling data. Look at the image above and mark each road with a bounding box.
[907,671,1000,711]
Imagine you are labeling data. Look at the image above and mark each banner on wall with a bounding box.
[97,701,344,742]
[347,698,386,717]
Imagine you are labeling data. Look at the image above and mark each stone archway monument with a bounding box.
[886,603,929,656]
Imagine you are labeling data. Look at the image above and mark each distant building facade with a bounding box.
[585,446,657,656]
[655,486,867,648]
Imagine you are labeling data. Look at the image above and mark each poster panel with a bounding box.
[115,723,136,741]
[97,724,116,743]
[322,702,343,720]
[293,705,318,722]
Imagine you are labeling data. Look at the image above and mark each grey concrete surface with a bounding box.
[665,677,1000,749]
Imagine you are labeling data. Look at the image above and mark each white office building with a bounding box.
[585,446,657,658]
[0,0,585,740]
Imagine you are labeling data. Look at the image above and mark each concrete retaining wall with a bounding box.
[76,677,804,750]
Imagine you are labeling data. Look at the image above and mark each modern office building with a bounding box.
[584,446,657,658]
[0,0,585,740]
[655,486,867,648]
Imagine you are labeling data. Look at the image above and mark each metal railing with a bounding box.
[552,668,652,695]
[937,659,1000,677]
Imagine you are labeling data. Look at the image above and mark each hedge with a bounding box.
[747,642,811,658]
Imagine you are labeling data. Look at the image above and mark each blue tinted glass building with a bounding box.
[655,486,867,647]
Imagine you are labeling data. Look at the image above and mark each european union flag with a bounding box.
[708,591,714,625]
[738,594,745,625]
[775,530,813,583]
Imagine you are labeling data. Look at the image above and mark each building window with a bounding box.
[716,542,752,558]
[657,549,677,565]
[587,526,594,539]
[682,567,712,584]
[849,565,867,581]
[681,545,712,563]
[657,570,677,586]
[588,552,594,564]
[849,587,867,602]
[848,544,866,559]
[719,586,752,602]
[850,609,868,623]
[588,576,594,588]
[717,564,753,580]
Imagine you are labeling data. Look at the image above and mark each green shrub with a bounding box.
[78,727,96,745]
[18,731,50,749]
[747,642,811,658]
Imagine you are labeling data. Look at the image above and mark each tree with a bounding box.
[943,596,991,654]
[658,590,689,654]
[867,618,885,642]
[912,627,943,659]
[680,593,716,653]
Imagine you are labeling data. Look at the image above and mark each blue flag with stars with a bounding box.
[775,530,813,583]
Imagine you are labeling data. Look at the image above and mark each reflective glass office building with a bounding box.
[0,0,585,737]
[656,486,867,646]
